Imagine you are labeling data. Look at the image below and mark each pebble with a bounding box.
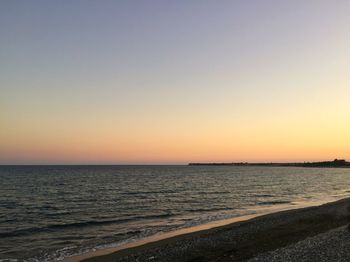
[249,226,350,262]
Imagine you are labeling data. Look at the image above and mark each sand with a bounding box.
[64,197,350,262]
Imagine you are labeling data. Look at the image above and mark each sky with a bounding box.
[1,0,350,164]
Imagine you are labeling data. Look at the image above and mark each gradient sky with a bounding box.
[1,1,350,164]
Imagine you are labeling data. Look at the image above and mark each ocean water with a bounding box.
[1,165,350,262]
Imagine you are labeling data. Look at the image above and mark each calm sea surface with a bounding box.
[1,165,350,261]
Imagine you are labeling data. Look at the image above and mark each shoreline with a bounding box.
[188,159,350,168]
[63,197,350,262]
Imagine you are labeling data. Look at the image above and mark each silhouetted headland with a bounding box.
[189,159,350,168]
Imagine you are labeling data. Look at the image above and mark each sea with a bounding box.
[1,165,350,262]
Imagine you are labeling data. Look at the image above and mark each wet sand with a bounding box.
[65,197,350,262]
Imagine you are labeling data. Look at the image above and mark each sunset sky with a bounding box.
[1,1,350,164]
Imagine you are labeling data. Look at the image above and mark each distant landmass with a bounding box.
[189,159,350,168]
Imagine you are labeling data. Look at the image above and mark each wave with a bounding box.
[185,207,233,213]
[119,190,177,195]
[0,213,174,238]
[257,200,291,206]
[253,194,275,197]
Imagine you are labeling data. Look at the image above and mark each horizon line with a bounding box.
[0,159,346,166]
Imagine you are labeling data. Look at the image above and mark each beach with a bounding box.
[65,197,350,262]
[3,1,350,261]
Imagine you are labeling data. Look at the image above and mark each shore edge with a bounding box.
[64,197,350,262]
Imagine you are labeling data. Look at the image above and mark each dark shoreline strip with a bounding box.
[188,159,350,168]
